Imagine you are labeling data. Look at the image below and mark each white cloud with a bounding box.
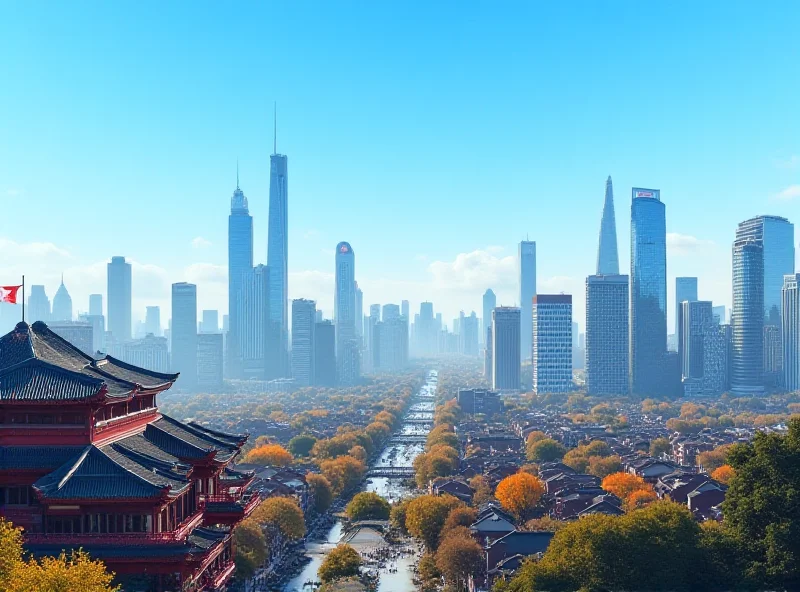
[775,185,800,201]
[184,263,226,284]
[667,233,714,256]
[191,236,212,249]
[428,249,517,291]
[0,238,72,261]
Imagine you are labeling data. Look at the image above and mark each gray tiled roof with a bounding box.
[0,446,85,471]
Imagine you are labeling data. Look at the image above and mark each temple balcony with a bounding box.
[93,408,160,443]
[200,491,261,526]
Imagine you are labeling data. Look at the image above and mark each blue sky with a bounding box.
[1,1,799,330]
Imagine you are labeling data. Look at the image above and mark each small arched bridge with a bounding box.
[366,466,416,478]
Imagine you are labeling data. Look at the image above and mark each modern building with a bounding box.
[675,277,698,337]
[291,299,316,386]
[782,273,800,391]
[89,294,103,317]
[457,388,502,417]
[415,302,437,356]
[354,282,363,343]
[375,317,409,372]
[483,289,496,346]
[51,277,73,322]
[492,306,520,391]
[596,175,619,275]
[197,332,224,390]
[461,312,479,356]
[382,304,400,322]
[228,174,253,378]
[239,264,270,379]
[702,324,730,396]
[107,256,132,342]
[171,282,197,389]
[27,285,50,323]
[401,301,410,327]
[145,306,161,337]
[533,295,573,393]
[731,238,765,394]
[79,314,105,353]
[201,310,219,334]
[519,241,537,360]
[678,300,713,382]
[712,305,727,325]
[49,321,93,355]
[629,188,667,396]
[267,131,289,376]
[586,274,629,395]
[118,334,170,373]
[314,320,336,386]
[334,242,359,384]
[484,326,493,383]
[0,321,257,591]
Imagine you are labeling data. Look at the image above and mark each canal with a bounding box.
[283,369,437,592]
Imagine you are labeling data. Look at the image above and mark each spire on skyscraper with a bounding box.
[596,175,620,275]
[273,102,277,155]
[236,159,239,190]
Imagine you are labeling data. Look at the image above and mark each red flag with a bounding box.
[0,286,22,304]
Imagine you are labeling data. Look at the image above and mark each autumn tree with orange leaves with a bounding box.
[601,472,653,501]
[243,443,293,467]
[623,489,658,512]
[495,472,545,521]
[711,464,735,484]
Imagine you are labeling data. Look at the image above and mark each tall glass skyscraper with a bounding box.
[335,242,359,384]
[267,129,289,375]
[596,176,619,275]
[675,277,698,337]
[519,241,537,361]
[228,176,253,377]
[782,273,800,391]
[482,289,496,347]
[629,188,667,396]
[586,274,629,395]
[107,256,132,342]
[171,282,197,389]
[492,307,520,391]
[731,239,764,394]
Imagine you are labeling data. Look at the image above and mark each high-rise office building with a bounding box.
[375,317,409,372]
[51,277,72,322]
[291,299,316,386]
[118,334,169,373]
[239,264,270,378]
[596,176,619,275]
[712,305,726,325]
[28,285,51,323]
[678,300,713,384]
[200,310,219,333]
[533,295,573,393]
[484,326,493,383]
[519,241,537,360]
[107,256,132,342]
[335,242,359,384]
[145,306,161,336]
[228,174,253,377]
[630,188,667,396]
[89,294,103,317]
[354,282,363,342]
[416,302,437,356]
[731,239,764,394]
[492,307,520,391]
[79,313,105,353]
[401,301,410,326]
[197,333,223,389]
[782,273,800,390]
[702,324,730,396]
[382,304,400,322]
[482,289,496,346]
[171,282,197,389]
[461,312,479,356]
[267,123,289,376]
[675,277,698,337]
[586,274,629,395]
[49,321,92,355]
[314,320,336,386]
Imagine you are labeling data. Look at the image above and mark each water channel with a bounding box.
[283,370,437,592]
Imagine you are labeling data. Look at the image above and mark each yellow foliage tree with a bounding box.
[243,443,293,467]
[623,489,658,512]
[601,472,653,500]
[711,464,735,485]
[495,472,546,521]
[251,496,306,540]
[320,455,366,494]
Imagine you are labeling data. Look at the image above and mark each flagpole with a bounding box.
[21,275,25,323]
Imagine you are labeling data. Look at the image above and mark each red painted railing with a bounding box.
[25,531,181,545]
[94,408,158,436]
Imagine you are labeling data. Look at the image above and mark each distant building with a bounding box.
[678,301,713,381]
[732,238,764,394]
[675,277,698,337]
[79,314,105,353]
[51,278,73,322]
[228,174,253,378]
[596,176,620,275]
[461,312,479,356]
[533,295,573,393]
[354,282,363,342]
[763,324,782,387]
[484,326,493,383]
[197,333,224,390]
[200,310,219,333]
[374,317,409,372]
[519,241,537,360]
[119,334,170,373]
[171,282,197,388]
[89,294,103,317]
[401,300,410,326]
[712,305,726,325]
[145,306,161,337]
[382,304,400,321]
[415,302,437,356]
[267,145,289,378]
[492,307,521,391]
[703,324,730,396]
[334,242,359,384]
[27,285,51,323]
[457,388,502,417]
[239,264,270,379]
[782,273,800,390]
[586,274,629,395]
[107,256,132,342]
[483,289,497,346]
[314,320,336,387]
[49,321,92,355]
[291,299,316,386]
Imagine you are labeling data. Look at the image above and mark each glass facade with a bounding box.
[532,295,573,393]
[227,185,253,377]
[596,176,619,275]
[519,241,537,361]
[675,277,698,336]
[586,274,629,395]
[267,153,289,372]
[492,307,520,391]
[731,239,764,393]
[629,189,667,396]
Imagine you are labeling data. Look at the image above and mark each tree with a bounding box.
[348,445,368,463]
[252,496,306,540]
[390,499,409,533]
[435,531,484,590]
[233,519,267,580]
[495,472,545,521]
[588,455,622,479]
[601,472,652,501]
[469,474,494,506]
[562,448,590,473]
[307,473,334,513]
[346,492,391,521]
[623,489,657,512]
[649,437,671,458]
[526,438,566,463]
[724,418,800,588]
[584,440,612,458]
[405,495,464,550]
[441,506,477,537]
[697,444,731,473]
[711,464,735,485]
[318,544,362,583]
[320,455,366,495]
[417,552,441,592]
[414,449,458,488]
[243,443,293,467]
[288,434,317,457]
[523,516,565,532]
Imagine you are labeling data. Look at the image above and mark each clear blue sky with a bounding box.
[1,1,799,329]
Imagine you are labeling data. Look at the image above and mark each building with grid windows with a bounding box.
[532,295,573,393]
[586,275,628,395]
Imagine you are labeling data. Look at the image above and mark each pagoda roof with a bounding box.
[0,322,178,402]
[0,446,86,471]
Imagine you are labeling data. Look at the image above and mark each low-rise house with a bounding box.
[485,531,554,588]
[470,504,516,543]
[626,457,679,482]
[431,479,473,504]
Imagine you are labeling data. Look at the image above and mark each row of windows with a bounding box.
[45,514,151,534]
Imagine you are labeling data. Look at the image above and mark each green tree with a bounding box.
[390,499,409,533]
[307,473,334,513]
[649,437,671,458]
[405,495,464,550]
[288,434,317,457]
[233,519,267,580]
[318,544,362,583]
[526,438,566,462]
[435,530,484,591]
[346,492,391,521]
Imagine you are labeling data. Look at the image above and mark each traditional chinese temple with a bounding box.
[0,321,260,591]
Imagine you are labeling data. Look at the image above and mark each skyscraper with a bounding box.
[532,295,573,393]
[89,294,103,317]
[28,285,51,323]
[267,116,289,376]
[492,307,520,391]
[107,256,132,342]
[335,242,359,384]
[171,282,197,389]
[712,305,726,325]
[354,282,363,342]
[197,333,224,390]
[314,320,336,386]
[200,310,219,333]
[375,317,409,372]
[675,277,698,336]
[416,302,437,356]
[630,188,667,396]
[382,304,400,322]
[228,173,253,377]
[401,300,410,325]
[239,264,270,378]
[782,273,800,390]
[731,239,764,394]
[461,312,479,356]
[596,176,619,275]
[482,289,496,346]
[145,306,161,336]
[586,274,629,395]
[291,299,316,386]
[519,241,537,360]
[678,300,713,383]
